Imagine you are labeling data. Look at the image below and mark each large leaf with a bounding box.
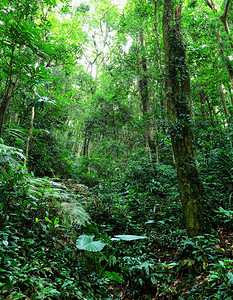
[76,234,106,252]
[111,235,147,241]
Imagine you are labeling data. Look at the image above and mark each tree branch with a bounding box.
[221,0,231,20]
[205,0,214,10]
[220,0,232,35]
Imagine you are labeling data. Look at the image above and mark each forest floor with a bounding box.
[1,177,233,300]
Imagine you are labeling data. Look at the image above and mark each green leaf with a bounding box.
[76,235,106,252]
[145,220,155,224]
[105,271,122,283]
[219,260,225,267]
[2,240,8,246]
[112,235,146,241]
[54,217,59,226]
[183,259,195,267]
[45,217,53,224]
[227,272,233,285]
[11,293,26,299]
[0,69,7,81]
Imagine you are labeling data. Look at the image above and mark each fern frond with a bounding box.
[0,142,25,171]
[60,202,90,225]
[4,128,26,142]
[27,177,90,226]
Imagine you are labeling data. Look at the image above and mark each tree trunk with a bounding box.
[24,106,35,168]
[199,90,213,148]
[0,81,15,137]
[219,0,233,48]
[199,90,208,120]
[83,138,89,156]
[227,85,233,105]
[219,84,230,125]
[206,0,233,87]
[0,40,17,137]
[154,0,167,126]
[138,30,156,154]
[162,0,206,237]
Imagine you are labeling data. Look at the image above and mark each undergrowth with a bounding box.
[0,144,233,299]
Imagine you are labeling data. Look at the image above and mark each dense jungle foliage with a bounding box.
[0,0,233,299]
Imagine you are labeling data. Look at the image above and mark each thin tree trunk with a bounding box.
[199,90,208,120]
[163,0,206,237]
[155,121,159,163]
[0,40,17,137]
[83,138,89,156]
[227,85,233,105]
[0,80,16,137]
[219,84,230,124]
[205,94,215,126]
[24,106,35,168]
[206,0,233,87]
[154,0,166,122]
[138,30,156,154]
[219,0,232,47]
[14,113,18,124]
[199,91,213,148]
[77,143,82,157]
[154,0,166,96]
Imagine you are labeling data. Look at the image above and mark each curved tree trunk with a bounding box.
[162,0,206,237]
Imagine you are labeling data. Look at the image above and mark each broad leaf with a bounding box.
[76,234,106,252]
[111,235,146,241]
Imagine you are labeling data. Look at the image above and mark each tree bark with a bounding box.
[138,30,156,155]
[154,0,166,126]
[0,67,17,136]
[163,0,205,237]
[227,85,233,105]
[24,106,35,168]
[0,84,14,137]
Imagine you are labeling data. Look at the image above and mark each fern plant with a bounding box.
[0,141,25,172]
[0,140,90,227]
[27,176,90,226]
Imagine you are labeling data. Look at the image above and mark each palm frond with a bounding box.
[4,128,26,142]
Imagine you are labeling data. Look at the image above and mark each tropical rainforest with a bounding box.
[0,0,233,298]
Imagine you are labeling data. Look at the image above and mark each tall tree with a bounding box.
[139,29,156,154]
[205,0,233,87]
[0,0,57,136]
[162,0,206,237]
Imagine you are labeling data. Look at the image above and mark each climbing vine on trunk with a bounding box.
[162,0,206,237]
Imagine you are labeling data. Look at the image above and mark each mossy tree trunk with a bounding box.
[0,47,17,137]
[162,0,206,237]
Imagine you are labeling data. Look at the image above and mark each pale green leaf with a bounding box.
[76,234,106,252]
